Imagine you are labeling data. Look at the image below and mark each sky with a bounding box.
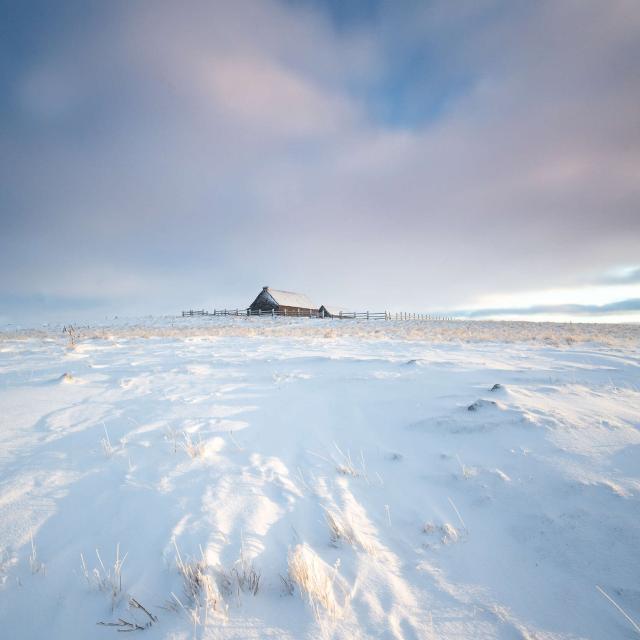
[1,0,639,324]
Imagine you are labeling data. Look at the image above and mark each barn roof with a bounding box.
[264,287,316,309]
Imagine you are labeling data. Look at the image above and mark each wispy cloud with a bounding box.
[593,267,640,286]
[1,0,639,320]
[457,298,640,320]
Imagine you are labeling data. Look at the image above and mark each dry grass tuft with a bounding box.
[63,325,78,349]
[172,541,220,630]
[323,507,376,554]
[324,508,356,547]
[100,424,117,458]
[180,432,205,459]
[232,550,261,596]
[422,522,461,545]
[287,543,349,621]
[81,544,127,610]
[98,597,158,632]
[332,443,365,477]
[280,573,295,596]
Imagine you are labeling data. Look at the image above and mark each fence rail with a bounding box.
[181,308,455,321]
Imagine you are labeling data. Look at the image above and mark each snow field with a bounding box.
[0,319,639,639]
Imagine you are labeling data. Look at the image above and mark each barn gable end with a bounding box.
[249,287,278,312]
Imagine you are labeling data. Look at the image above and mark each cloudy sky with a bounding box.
[2,0,639,323]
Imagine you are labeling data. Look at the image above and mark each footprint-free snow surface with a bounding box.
[1,318,639,639]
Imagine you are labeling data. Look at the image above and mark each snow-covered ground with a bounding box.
[1,317,639,639]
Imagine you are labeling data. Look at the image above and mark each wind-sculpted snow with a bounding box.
[0,318,639,638]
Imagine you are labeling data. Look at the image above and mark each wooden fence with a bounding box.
[181,309,454,321]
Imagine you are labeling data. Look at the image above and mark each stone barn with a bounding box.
[249,287,318,316]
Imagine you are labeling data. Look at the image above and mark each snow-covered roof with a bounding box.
[266,288,316,309]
